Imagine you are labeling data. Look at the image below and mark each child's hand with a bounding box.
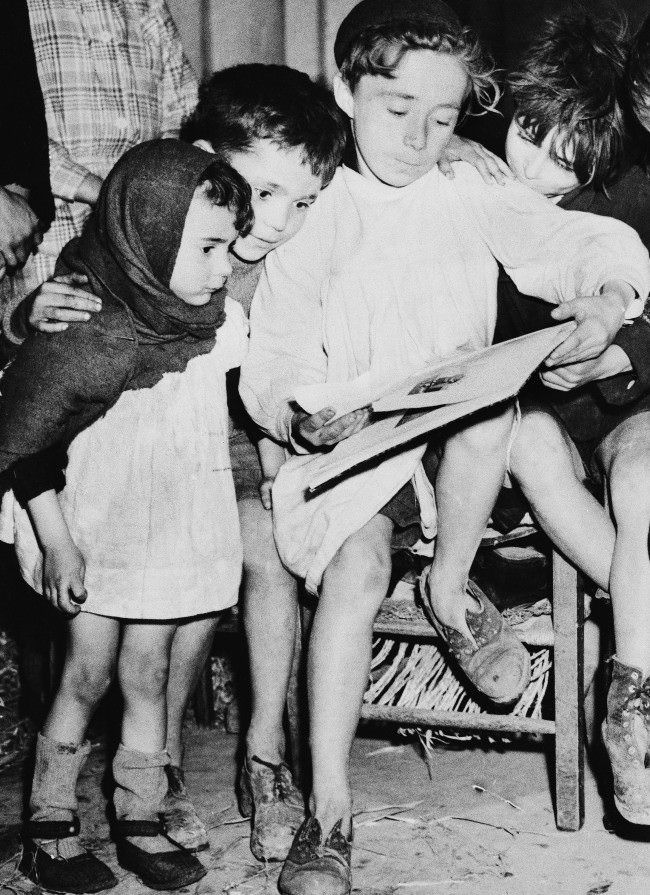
[259,476,275,510]
[42,539,87,616]
[540,344,632,391]
[29,273,101,333]
[438,135,513,185]
[291,406,370,449]
[547,292,627,366]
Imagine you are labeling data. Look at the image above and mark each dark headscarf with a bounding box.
[59,138,227,348]
[0,140,248,481]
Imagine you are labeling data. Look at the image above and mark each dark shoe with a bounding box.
[278,817,351,895]
[163,765,209,852]
[19,818,118,894]
[602,657,650,825]
[419,573,531,704]
[237,755,304,861]
[114,819,206,890]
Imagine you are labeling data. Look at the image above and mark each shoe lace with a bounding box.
[251,755,296,801]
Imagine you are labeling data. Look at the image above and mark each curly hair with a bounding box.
[200,159,253,238]
[338,20,500,116]
[181,64,346,188]
[508,8,630,191]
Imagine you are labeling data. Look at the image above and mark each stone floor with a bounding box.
[1,724,650,895]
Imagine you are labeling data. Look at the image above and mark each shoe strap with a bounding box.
[24,817,81,840]
[114,818,163,837]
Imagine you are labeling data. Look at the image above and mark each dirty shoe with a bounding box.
[163,765,209,852]
[237,755,304,861]
[602,657,650,824]
[419,573,531,704]
[278,817,352,895]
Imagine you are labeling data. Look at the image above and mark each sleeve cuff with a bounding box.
[12,447,67,505]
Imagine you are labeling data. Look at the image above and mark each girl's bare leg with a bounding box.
[309,514,393,837]
[597,413,650,673]
[44,612,120,744]
[240,496,298,764]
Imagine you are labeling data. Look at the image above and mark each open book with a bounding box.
[294,324,574,491]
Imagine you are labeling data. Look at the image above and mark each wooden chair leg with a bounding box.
[552,549,585,831]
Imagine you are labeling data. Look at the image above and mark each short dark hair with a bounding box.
[181,64,347,187]
[508,9,629,191]
[627,15,650,121]
[338,20,499,116]
[200,159,253,237]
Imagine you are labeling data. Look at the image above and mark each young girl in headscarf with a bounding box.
[0,139,252,894]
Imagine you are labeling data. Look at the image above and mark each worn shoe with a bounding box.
[602,657,650,824]
[162,765,209,852]
[19,818,118,894]
[237,755,304,861]
[114,819,206,890]
[278,817,351,895]
[419,573,531,705]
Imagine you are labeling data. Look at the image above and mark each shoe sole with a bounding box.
[119,865,207,891]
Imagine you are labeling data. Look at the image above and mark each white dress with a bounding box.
[14,298,247,620]
[241,163,650,593]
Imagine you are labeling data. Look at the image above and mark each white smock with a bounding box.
[14,297,247,619]
[241,163,650,594]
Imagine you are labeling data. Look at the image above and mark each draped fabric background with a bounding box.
[169,0,649,82]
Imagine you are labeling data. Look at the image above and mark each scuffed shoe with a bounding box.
[114,818,206,890]
[236,755,304,861]
[19,818,118,894]
[163,765,209,852]
[278,817,351,895]
[419,573,531,705]
[602,657,650,825]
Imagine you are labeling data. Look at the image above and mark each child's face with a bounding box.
[505,118,580,200]
[335,49,468,187]
[169,187,237,305]
[227,140,322,262]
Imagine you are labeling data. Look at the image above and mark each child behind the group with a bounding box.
[499,10,650,825]
[0,139,252,894]
[240,1,650,891]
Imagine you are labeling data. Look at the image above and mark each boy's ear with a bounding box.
[193,138,214,154]
[333,73,354,119]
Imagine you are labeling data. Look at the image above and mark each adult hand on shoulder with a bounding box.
[291,406,371,450]
[42,539,87,617]
[0,185,42,276]
[540,344,633,391]
[438,135,513,185]
[29,273,101,332]
[546,289,629,366]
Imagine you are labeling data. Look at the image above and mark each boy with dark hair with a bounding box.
[500,10,650,825]
[241,2,649,890]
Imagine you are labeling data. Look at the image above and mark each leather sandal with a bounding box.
[418,572,531,704]
[278,817,351,895]
[19,817,118,894]
[113,818,206,890]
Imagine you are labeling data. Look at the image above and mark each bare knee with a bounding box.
[327,520,392,600]
[449,405,514,455]
[608,453,650,528]
[59,652,115,706]
[510,409,572,485]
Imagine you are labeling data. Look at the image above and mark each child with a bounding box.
[17,63,510,862]
[240,1,650,890]
[501,11,650,825]
[0,139,252,893]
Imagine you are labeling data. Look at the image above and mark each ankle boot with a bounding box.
[112,745,206,890]
[602,657,650,824]
[19,733,117,893]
